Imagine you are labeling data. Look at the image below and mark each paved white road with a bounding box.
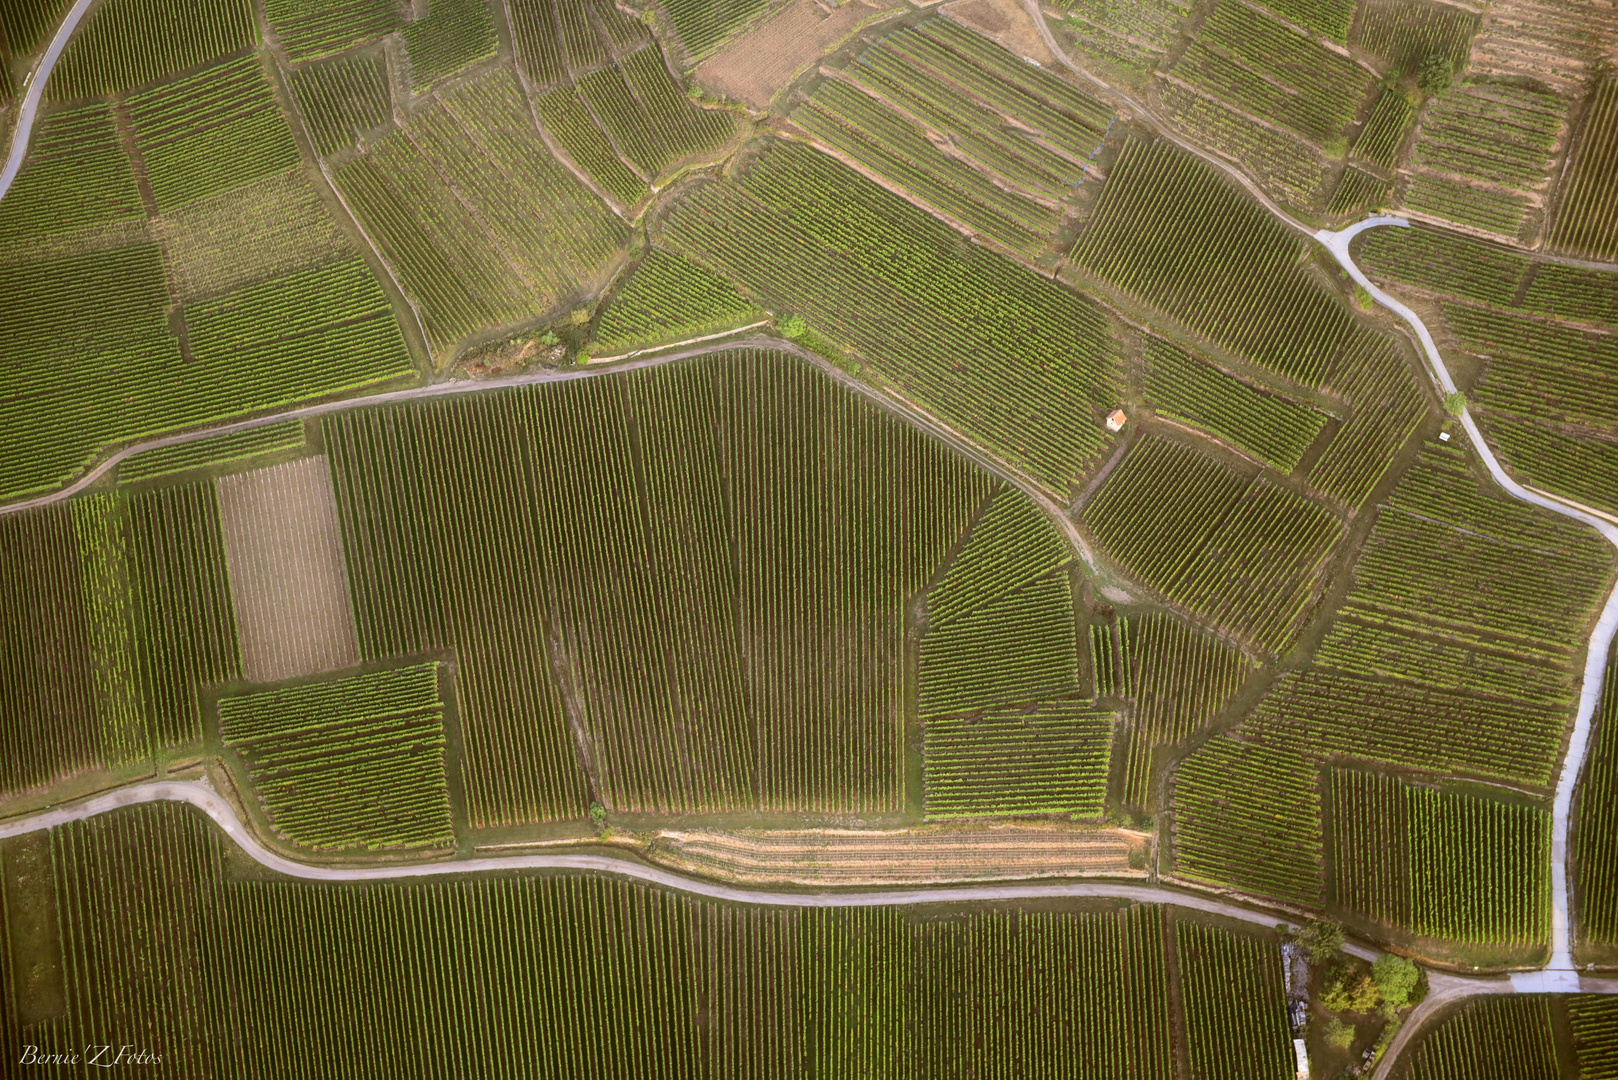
[0,0,95,202]
[1320,217,1618,989]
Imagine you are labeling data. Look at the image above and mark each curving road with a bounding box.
[0,0,95,202]
[0,777,1353,926]
[1322,217,1618,991]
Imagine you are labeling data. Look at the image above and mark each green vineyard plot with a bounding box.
[591,246,761,352]
[218,662,456,853]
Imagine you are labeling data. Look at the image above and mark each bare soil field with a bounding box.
[649,822,1146,886]
[940,0,1054,65]
[695,0,903,110]
[1467,0,1618,97]
[218,455,361,684]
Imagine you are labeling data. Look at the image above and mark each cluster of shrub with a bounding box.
[1294,920,1423,1057]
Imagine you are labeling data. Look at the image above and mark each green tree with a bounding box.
[779,315,808,340]
[1323,972,1381,1013]
[1371,955,1420,1009]
[1444,390,1467,416]
[588,802,606,827]
[1324,1016,1356,1050]
[1418,52,1452,94]
[1298,918,1345,963]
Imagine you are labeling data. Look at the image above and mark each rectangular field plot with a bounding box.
[0,103,144,244]
[1576,657,1618,947]
[1330,768,1550,947]
[1553,77,1618,260]
[922,700,1114,819]
[46,0,254,101]
[218,456,361,685]
[1402,996,1559,1079]
[1175,918,1296,1080]
[1169,735,1324,905]
[218,662,455,852]
[323,350,1022,823]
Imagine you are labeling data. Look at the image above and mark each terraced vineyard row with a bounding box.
[1239,441,1614,789]
[1308,334,1426,510]
[508,0,733,206]
[219,663,455,852]
[789,18,1112,255]
[1083,436,1342,653]
[655,138,1124,495]
[1141,337,1326,472]
[592,247,761,352]
[325,350,995,822]
[1167,0,1372,145]
[1070,137,1367,389]
[334,67,626,355]
[1171,736,1323,905]
[23,802,1309,1077]
[1331,769,1551,946]
[1552,75,1618,260]
[1353,0,1478,72]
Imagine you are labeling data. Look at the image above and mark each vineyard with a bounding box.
[1175,918,1294,1080]
[922,701,1114,820]
[1112,612,1252,807]
[663,0,781,61]
[1552,76,1618,260]
[47,0,254,101]
[400,0,497,89]
[0,103,143,243]
[264,0,402,61]
[1156,80,1330,209]
[1081,435,1343,654]
[653,138,1124,495]
[1325,164,1388,218]
[1240,441,1614,788]
[217,663,456,852]
[333,67,626,356]
[1355,224,1531,307]
[1170,735,1324,905]
[121,424,308,485]
[790,18,1112,256]
[507,0,734,207]
[1401,997,1559,1080]
[1140,337,1327,472]
[324,350,1002,823]
[1353,0,1479,73]
[288,48,394,156]
[1398,79,1563,238]
[591,247,761,352]
[1330,769,1551,947]
[1351,89,1414,171]
[0,478,241,796]
[1577,657,1618,946]
[1056,0,1192,78]
[7,802,1314,1076]
[1070,137,1368,388]
[1166,0,1372,145]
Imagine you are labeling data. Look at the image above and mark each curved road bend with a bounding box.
[0,0,95,202]
[1322,217,1618,993]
